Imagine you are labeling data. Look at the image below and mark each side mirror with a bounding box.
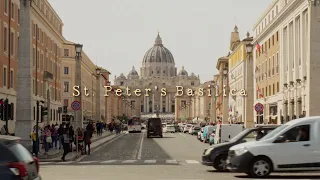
[274,135,286,143]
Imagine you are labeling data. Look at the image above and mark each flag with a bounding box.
[255,66,259,72]
[256,43,261,53]
[257,86,263,98]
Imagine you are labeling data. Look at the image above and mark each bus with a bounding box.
[128,117,142,133]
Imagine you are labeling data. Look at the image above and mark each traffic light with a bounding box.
[41,106,48,122]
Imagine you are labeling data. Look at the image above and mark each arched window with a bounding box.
[191,82,194,85]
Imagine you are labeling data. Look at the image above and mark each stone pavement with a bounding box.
[39,130,113,160]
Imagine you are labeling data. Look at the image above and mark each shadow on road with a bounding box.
[150,136,175,138]
[207,169,237,173]
[235,175,320,179]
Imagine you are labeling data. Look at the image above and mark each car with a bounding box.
[165,125,176,133]
[0,135,41,180]
[202,125,279,172]
[183,124,192,133]
[147,118,163,138]
[198,127,204,140]
[227,117,320,178]
[190,126,201,135]
[188,125,194,134]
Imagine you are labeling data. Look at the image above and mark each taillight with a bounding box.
[34,157,39,173]
[8,162,28,177]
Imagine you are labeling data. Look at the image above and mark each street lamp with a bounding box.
[223,68,228,77]
[96,67,101,75]
[75,44,83,55]
[35,100,45,157]
[245,43,253,54]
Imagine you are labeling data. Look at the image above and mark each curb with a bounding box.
[40,132,115,162]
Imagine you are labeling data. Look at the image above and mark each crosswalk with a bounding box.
[40,159,201,165]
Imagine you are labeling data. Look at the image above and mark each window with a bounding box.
[273,84,275,95]
[276,31,279,41]
[50,59,52,73]
[9,144,34,162]
[269,85,271,96]
[3,67,7,86]
[64,81,69,92]
[33,79,35,94]
[11,2,14,19]
[10,70,13,88]
[4,0,8,14]
[277,82,279,92]
[280,125,310,142]
[37,50,40,69]
[40,53,44,70]
[10,31,14,55]
[3,27,7,51]
[64,67,68,74]
[191,82,194,85]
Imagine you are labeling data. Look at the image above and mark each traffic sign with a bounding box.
[71,101,81,111]
[254,103,264,113]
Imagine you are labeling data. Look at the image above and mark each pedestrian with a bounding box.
[69,125,74,151]
[58,124,64,150]
[30,126,37,155]
[43,126,52,154]
[51,124,58,149]
[61,127,70,161]
[84,129,92,155]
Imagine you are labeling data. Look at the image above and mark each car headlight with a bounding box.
[205,147,214,155]
[234,147,248,156]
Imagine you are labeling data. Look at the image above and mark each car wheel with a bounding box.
[248,157,272,178]
[213,155,228,172]
[160,135,163,138]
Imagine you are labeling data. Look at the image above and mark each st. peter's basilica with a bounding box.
[114,33,201,118]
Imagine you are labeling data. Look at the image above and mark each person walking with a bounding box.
[61,128,70,161]
[84,129,92,155]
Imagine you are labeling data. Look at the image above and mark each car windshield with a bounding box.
[9,143,34,162]
[259,125,289,141]
[229,129,251,142]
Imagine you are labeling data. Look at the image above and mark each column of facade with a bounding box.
[166,94,169,113]
[168,93,171,113]
[160,95,162,113]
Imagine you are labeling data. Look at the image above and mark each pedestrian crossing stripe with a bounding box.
[39,159,201,165]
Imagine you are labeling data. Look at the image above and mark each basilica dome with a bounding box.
[142,33,175,64]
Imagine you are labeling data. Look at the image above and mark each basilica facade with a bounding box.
[114,33,201,118]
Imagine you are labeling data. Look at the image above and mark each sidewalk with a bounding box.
[38,130,112,160]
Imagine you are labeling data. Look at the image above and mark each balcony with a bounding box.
[44,71,53,81]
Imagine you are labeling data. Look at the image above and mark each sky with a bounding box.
[49,0,271,83]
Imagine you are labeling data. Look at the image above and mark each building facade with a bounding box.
[228,28,253,124]
[216,56,229,123]
[0,0,20,132]
[114,33,201,120]
[61,43,108,125]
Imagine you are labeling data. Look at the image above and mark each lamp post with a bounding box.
[36,100,45,157]
[245,43,254,128]
[210,80,217,123]
[74,43,82,154]
[222,67,229,124]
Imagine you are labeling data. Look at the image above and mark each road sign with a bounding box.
[71,101,81,111]
[254,103,264,113]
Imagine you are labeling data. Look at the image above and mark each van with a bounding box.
[227,116,320,178]
[147,118,163,138]
[214,124,244,144]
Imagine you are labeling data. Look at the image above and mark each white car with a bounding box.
[188,125,194,134]
[165,125,175,133]
[183,124,192,133]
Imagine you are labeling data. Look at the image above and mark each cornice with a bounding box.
[253,0,306,44]
[253,0,279,29]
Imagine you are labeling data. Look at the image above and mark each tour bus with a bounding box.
[128,116,142,133]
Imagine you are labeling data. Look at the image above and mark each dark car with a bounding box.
[0,135,41,180]
[202,125,279,172]
[147,118,163,138]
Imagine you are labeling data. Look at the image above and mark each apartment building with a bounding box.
[253,0,282,124]
[0,0,20,131]
[189,81,211,122]
[106,85,126,122]
[216,56,228,123]
[228,27,253,124]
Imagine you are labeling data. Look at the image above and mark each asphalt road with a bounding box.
[40,131,320,180]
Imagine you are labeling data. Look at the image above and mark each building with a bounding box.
[16,0,66,143]
[228,27,253,124]
[105,86,129,122]
[216,56,229,123]
[61,42,109,125]
[114,33,201,120]
[0,0,20,132]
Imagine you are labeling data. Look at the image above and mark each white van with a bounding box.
[227,116,320,178]
[214,124,243,144]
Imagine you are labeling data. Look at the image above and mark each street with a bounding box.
[39,131,320,180]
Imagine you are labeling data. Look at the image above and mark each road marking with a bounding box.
[137,132,144,160]
[144,160,156,163]
[122,160,136,163]
[56,161,74,164]
[132,132,143,159]
[178,133,186,138]
[166,160,177,164]
[78,161,96,164]
[186,160,200,164]
[39,162,52,165]
[76,133,124,162]
[100,160,117,163]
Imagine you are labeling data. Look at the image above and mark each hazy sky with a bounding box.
[49,0,270,82]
